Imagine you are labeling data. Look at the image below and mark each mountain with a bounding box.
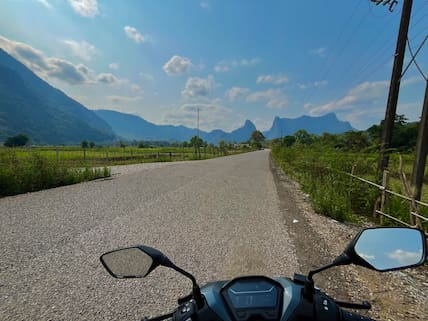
[263,113,354,139]
[0,49,116,145]
[95,109,256,144]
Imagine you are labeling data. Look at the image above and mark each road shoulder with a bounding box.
[270,154,428,321]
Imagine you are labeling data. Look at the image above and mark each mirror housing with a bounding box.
[100,245,169,278]
[344,227,427,272]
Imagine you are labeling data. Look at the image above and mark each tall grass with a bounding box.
[272,145,382,223]
[0,149,110,197]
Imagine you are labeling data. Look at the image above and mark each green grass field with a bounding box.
[0,145,251,197]
[271,145,428,232]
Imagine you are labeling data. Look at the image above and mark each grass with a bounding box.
[271,144,428,233]
[0,145,252,197]
[0,149,110,197]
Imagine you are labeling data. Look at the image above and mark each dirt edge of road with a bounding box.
[270,155,428,321]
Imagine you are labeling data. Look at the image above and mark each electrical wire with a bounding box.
[402,35,428,80]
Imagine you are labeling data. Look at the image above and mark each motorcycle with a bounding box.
[100,227,427,321]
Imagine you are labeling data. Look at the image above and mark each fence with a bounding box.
[345,169,428,235]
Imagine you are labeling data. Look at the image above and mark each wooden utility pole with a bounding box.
[411,80,428,206]
[378,0,413,175]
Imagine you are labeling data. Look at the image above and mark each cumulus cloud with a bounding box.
[310,47,327,58]
[308,80,389,116]
[124,26,146,43]
[225,87,250,101]
[96,73,119,84]
[62,40,97,61]
[68,0,99,17]
[107,95,143,104]
[246,89,288,108]
[37,0,52,9]
[256,74,289,85]
[163,55,192,75]
[200,2,210,9]
[182,75,214,98]
[214,58,260,73]
[0,35,127,86]
[387,249,422,266]
[164,103,239,131]
[109,63,119,70]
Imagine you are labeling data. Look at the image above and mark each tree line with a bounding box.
[272,115,417,153]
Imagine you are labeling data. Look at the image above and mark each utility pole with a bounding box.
[411,80,428,214]
[378,0,413,175]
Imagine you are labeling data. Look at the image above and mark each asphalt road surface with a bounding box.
[0,150,299,321]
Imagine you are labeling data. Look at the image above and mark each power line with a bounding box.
[402,35,428,80]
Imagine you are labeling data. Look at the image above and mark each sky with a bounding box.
[0,0,427,132]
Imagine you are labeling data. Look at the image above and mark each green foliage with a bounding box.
[0,149,110,197]
[272,144,378,222]
[4,133,29,147]
[81,140,89,149]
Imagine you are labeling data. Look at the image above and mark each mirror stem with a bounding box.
[166,262,205,308]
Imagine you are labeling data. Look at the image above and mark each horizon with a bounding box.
[1,1,427,132]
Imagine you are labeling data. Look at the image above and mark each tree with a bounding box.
[190,136,203,158]
[81,140,89,149]
[4,134,29,147]
[294,129,314,145]
[250,130,265,149]
[89,141,95,148]
[282,135,296,147]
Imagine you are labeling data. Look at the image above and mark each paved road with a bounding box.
[0,150,299,321]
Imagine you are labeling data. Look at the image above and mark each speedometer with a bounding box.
[221,276,283,321]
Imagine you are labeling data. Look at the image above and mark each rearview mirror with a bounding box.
[101,247,155,278]
[348,227,426,272]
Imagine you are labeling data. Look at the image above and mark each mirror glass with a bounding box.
[354,228,425,271]
[101,247,153,278]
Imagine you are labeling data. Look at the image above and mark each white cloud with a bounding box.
[225,87,250,101]
[124,26,146,44]
[96,73,119,84]
[163,55,192,75]
[314,80,328,87]
[214,58,260,73]
[257,74,289,85]
[107,95,143,104]
[36,0,52,9]
[68,0,99,17]
[182,75,214,98]
[164,103,240,131]
[62,40,97,61]
[139,72,154,81]
[200,2,210,9]
[131,84,143,93]
[309,80,389,116]
[386,249,422,266]
[0,35,128,86]
[298,80,328,90]
[109,63,119,70]
[246,89,288,108]
[310,47,327,58]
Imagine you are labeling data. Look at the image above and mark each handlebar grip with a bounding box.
[342,310,376,321]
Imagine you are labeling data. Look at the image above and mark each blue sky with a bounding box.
[0,0,427,132]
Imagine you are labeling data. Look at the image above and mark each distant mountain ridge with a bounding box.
[263,113,354,140]
[94,109,256,144]
[0,49,115,145]
[0,48,354,145]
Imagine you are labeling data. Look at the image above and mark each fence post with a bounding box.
[380,170,389,225]
[56,147,59,161]
[348,164,356,213]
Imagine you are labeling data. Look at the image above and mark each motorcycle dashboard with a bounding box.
[221,276,283,321]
